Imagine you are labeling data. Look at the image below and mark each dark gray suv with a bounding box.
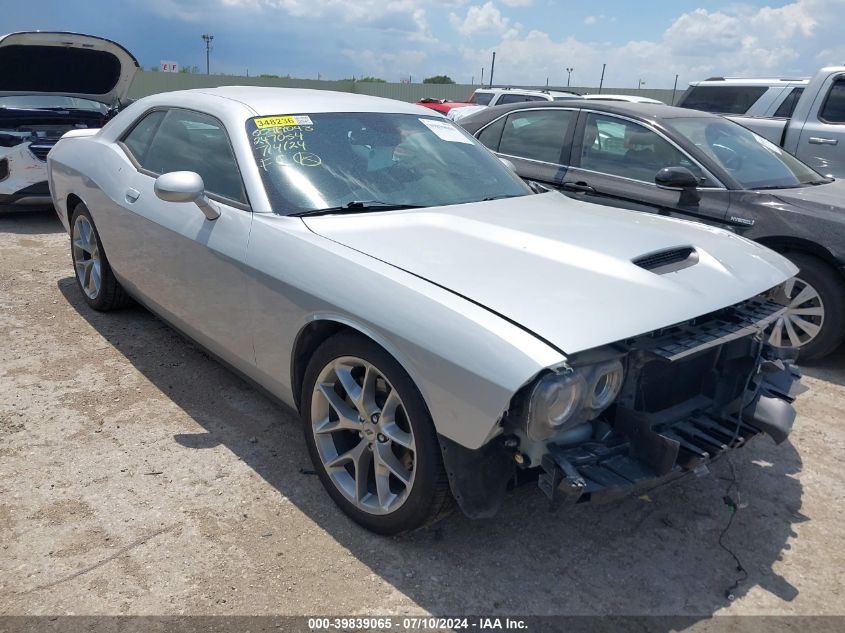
[459,100,845,360]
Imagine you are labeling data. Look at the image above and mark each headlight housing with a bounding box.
[525,354,625,442]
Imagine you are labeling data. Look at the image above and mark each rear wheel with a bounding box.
[301,333,452,534]
[767,253,845,361]
[70,203,131,311]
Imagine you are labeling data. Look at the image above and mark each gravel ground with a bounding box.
[1,208,844,620]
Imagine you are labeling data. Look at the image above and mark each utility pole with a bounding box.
[481,67,484,86]
[671,74,679,105]
[598,63,606,93]
[638,78,646,91]
[489,52,496,88]
[565,67,574,87]
[201,34,214,75]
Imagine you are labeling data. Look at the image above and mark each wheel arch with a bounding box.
[66,193,84,225]
[755,235,843,274]
[290,316,430,417]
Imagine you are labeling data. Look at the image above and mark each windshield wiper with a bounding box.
[481,194,525,201]
[292,200,425,217]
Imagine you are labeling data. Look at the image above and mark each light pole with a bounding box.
[565,67,574,88]
[638,78,646,91]
[202,34,214,75]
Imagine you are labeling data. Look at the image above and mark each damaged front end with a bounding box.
[441,295,805,518]
[0,106,109,206]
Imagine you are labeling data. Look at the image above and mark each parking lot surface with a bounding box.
[1,209,844,619]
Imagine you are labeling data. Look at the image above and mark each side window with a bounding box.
[476,116,506,151]
[678,86,768,114]
[140,109,247,204]
[498,93,537,105]
[470,92,493,106]
[123,110,166,164]
[773,88,804,118]
[820,79,845,123]
[498,109,574,164]
[579,113,703,183]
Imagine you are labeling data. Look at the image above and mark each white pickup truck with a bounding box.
[677,67,845,178]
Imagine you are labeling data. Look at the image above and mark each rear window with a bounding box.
[470,92,493,106]
[677,85,768,115]
[820,78,845,123]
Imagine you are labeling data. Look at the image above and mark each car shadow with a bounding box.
[57,279,805,620]
[799,342,845,387]
[0,207,64,234]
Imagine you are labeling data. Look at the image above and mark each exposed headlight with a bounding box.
[527,370,586,440]
[525,356,625,442]
[587,359,624,412]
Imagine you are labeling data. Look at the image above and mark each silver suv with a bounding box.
[677,76,809,117]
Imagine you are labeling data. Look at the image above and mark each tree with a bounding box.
[358,76,387,83]
[423,75,455,84]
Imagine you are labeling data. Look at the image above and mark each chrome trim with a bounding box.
[495,151,565,169]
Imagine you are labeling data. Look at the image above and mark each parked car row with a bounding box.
[0,30,814,535]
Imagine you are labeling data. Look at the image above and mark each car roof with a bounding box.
[689,77,809,86]
[161,86,433,116]
[459,99,721,125]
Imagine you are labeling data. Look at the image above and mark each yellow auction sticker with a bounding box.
[254,115,313,128]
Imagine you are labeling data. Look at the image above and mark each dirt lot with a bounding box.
[1,209,844,620]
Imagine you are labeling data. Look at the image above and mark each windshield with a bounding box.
[666,117,827,189]
[0,95,108,112]
[248,112,531,215]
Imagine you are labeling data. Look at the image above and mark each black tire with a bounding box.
[300,332,453,535]
[784,252,845,361]
[70,203,132,311]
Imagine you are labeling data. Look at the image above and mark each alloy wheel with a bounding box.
[72,215,102,300]
[768,276,824,349]
[310,356,416,515]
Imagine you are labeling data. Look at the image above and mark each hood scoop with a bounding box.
[633,246,699,274]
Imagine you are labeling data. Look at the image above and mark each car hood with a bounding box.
[770,179,845,216]
[303,192,796,355]
[0,32,139,105]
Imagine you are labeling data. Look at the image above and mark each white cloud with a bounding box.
[450,2,511,36]
[459,0,845,88]
[500,0,532,5]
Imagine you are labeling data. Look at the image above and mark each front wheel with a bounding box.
[300,333,453,534]
[767,253,845,361]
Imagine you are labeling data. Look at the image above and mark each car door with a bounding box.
[795,75,845,177]
[112,107,256,371]
[562,111,731,226]
[475,108,576,186]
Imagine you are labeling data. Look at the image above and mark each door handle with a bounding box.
[125,188,140,203]
[808,137,838,145]
[562,182,596,194]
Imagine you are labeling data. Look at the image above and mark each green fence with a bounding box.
[128,71,680,105]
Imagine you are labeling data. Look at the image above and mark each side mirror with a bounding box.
[498,156,517,171]
[154,171,220,220]
[655,166,699,190]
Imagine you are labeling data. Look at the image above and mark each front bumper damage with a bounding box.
[538,298,805,509]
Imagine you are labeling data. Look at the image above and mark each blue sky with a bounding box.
[4,0,844,87]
